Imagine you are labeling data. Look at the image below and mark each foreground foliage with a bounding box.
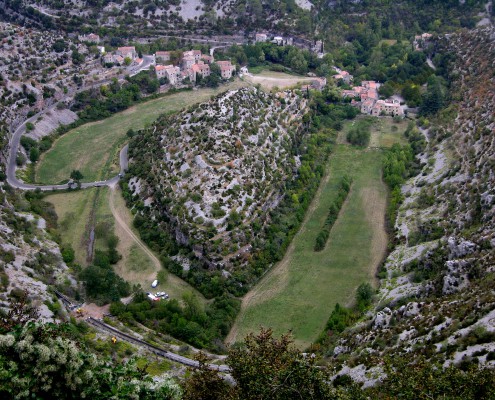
[0,298,181,400]
[184,328,337,400]
[184,328,495,400]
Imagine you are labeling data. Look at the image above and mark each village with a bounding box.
[98,33,403,117]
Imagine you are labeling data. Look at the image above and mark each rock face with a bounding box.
[327,27,495,380]
[127,87,307,273]
[0,190,78,321]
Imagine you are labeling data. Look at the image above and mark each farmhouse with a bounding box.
[191,63,211,82]
[333,69,353,84]
[370,99,404,117]
[181,54,195,70]
[311,77,327,90]
[183,49,202,63]
[155,51,170,62]
[216,60,236,79]
[156,64,180,84]
[155,65,167,78]
[116,46,137,60]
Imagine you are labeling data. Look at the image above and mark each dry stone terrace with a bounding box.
[129,87,307,270]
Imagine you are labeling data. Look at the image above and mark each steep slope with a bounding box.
[0,187,77,320]
[325,27,495,383]
[125,88,307,285]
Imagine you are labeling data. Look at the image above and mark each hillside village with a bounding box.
[341,77,404,117]
[103,44,236,85]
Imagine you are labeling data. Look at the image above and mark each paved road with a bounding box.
[128,54,155,77]
[6,76,131,192]
[7,110,129,191]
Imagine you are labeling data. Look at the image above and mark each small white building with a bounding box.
[256,33,268,42]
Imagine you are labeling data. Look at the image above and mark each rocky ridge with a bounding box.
[328,27,495,382]
[127,87,307,272]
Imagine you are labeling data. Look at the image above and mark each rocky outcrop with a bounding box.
[127,87,307,272]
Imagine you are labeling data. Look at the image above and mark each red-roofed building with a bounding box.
[216,60,236,79]
[191,63,211,82]
[183,50,202,63]
[156,64,180,84]
[201,54,213,64]
[116,46,137,60]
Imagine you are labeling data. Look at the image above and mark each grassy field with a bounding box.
[46,187,206,304]
[47,188,98,265]
[340,116,408,148]
[227,143,389,349]
[36,81,249,185]
[109,187,207,305]
[244,69,314,90]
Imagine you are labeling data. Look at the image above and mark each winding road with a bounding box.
[6,103,129,192]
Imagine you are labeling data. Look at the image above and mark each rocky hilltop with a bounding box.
[326,27,495,383]
[126,87,307,275]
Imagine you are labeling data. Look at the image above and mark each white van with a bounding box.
[151,280,158,288]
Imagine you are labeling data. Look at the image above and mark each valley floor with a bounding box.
[36,80,249,185]
[227,144,389,349]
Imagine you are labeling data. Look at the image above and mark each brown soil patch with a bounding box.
[360,186,388,286]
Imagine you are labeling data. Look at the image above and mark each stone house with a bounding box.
[311,77,327,90]
[155,51,170,63]
[116,46,137,60]
[371,99,404,117]
[183,50,202,63]
[216,60,236,79]
[181,55,195,70]
[191,63,211,82]
[256,33,268,42]
[157,65,180,85]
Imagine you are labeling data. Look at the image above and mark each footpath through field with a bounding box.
[108,185,207,304]
[227,145,388,349]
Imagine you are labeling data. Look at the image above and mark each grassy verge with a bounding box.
[228,145,388,349]
[36,80,249,185]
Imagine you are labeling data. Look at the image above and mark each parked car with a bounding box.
[151,280,158,288]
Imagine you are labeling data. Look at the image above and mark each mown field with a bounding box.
[36,80,249,184]
[339,115,409,148]
[244,69,314,90]
[228,143,389,349]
